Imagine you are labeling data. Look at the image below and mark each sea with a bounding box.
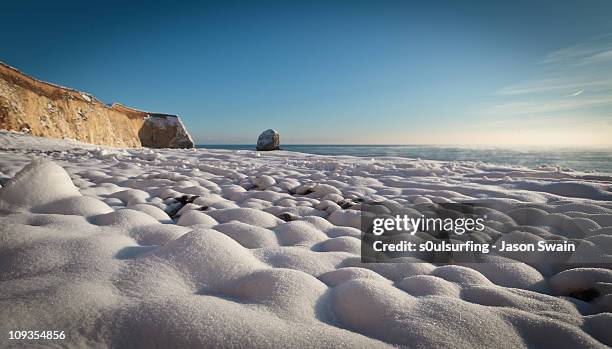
[197,144,612,174]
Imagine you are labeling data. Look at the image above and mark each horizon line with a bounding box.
[195,143,612,149]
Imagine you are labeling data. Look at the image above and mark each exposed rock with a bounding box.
[0,62,194,148]
[256,129,280,151]
[139,114,194,149]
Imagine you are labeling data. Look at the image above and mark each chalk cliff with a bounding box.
[0,62,194,148]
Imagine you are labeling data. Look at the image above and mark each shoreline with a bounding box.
[197,143,612,175]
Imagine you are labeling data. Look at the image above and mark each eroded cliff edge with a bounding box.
[0,62,194,148]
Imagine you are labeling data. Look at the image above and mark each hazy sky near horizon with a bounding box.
[2,0,612,145]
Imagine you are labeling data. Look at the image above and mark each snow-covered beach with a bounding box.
[1,130,611,348]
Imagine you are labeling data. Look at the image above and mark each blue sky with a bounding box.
[2,0,612,145]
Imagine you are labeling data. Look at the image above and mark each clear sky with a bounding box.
[2,0,612,145]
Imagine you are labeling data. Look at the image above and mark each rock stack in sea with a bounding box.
[256,129,280,151]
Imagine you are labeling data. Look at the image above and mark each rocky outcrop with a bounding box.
[256,129,280,151]
[139,113,194,149]
[0,62,194,148]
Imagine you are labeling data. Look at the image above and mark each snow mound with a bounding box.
[0,160,80,210]
[206,208,282,228]
[332,279,525,348]
[128,203,172,223]
[225,268,327,320]
[397,275,461,297]
[91,209,160,228]
[213,221,278,248]
[176,210,218,227]
[152,229,266,288]
[33,196,113,217]
[274,221,329,246]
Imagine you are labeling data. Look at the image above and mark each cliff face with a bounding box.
[0,62,194,148]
